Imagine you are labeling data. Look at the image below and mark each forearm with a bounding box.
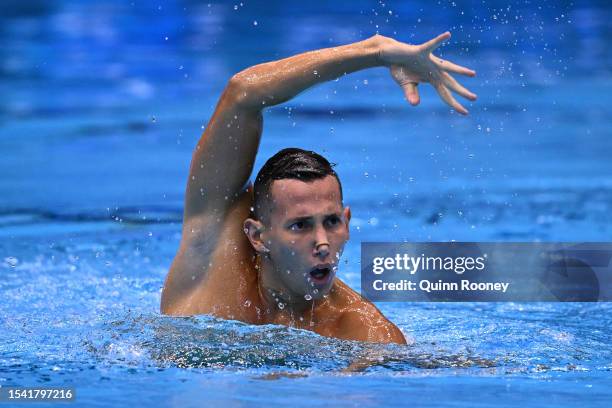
[231,35,385,109]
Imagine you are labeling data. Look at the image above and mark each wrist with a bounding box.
[364,34,389,66]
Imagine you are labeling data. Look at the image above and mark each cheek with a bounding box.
[330,231,349,257]
[331,228,349,245]
[272,237,304,262]
[277,231,307,249]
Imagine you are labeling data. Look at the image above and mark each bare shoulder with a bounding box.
[161,185,257,316]
[332,280,407,345]
[339,307,407,345]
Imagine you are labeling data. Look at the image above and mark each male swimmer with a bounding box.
[161,32,476,344]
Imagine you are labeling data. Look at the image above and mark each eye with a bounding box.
[289,221,305,231]
[325,216,341,227]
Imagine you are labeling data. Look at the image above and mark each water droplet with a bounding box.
[278,302,285,309]
[312,289,319,294]
[4,257,18,267]
[304,294,312,301]
[253,20,258,26]
[234,4,238,10]
[243,300,252,307]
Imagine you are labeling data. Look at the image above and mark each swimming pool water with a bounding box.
[1,1,611,406]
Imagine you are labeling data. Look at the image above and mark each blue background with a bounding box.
[1,1,611,406]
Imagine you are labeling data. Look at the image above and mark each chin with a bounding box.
[306,275,336,300]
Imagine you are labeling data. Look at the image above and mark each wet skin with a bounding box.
[160,32,476,344]
[162,176,407,343]
[246,176,349,307]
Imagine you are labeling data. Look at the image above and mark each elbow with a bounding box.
[225,74,254,108]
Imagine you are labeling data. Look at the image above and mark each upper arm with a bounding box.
[163,77,264,315]
[161,185,256,315]
[184,77,263,220]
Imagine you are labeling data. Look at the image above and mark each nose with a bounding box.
[315,242,330,258]
[313,225,330,258]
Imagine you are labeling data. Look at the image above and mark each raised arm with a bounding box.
[184,35,380,219]
[183,32,476,219]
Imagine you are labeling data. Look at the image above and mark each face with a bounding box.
[260,175,350,300]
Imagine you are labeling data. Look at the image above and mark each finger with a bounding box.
[433,81,468,115]
[432,57,476,77]
[402,82,420,106]
[422,31,451,53]
[440,71,477,101]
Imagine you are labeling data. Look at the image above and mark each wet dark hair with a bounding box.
[252,148,342,221]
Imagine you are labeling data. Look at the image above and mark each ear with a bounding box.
[343,206,351,238]
[243,217,269,254]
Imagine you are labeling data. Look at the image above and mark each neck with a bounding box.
[256,255,319,320]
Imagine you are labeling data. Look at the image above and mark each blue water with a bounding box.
[1,1,611,406]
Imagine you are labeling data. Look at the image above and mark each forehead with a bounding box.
[268,175,342,220]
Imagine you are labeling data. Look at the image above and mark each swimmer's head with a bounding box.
[243,148,350,301]
[252,148,343,222]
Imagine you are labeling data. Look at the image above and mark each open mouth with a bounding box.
[309,264,334,284]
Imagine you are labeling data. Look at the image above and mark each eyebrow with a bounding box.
[286,213,340,223]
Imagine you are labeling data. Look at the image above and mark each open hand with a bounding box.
[378,32,477,115]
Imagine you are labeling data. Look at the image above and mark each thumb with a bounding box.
[403,83,420,106]
[390,65,420,106]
